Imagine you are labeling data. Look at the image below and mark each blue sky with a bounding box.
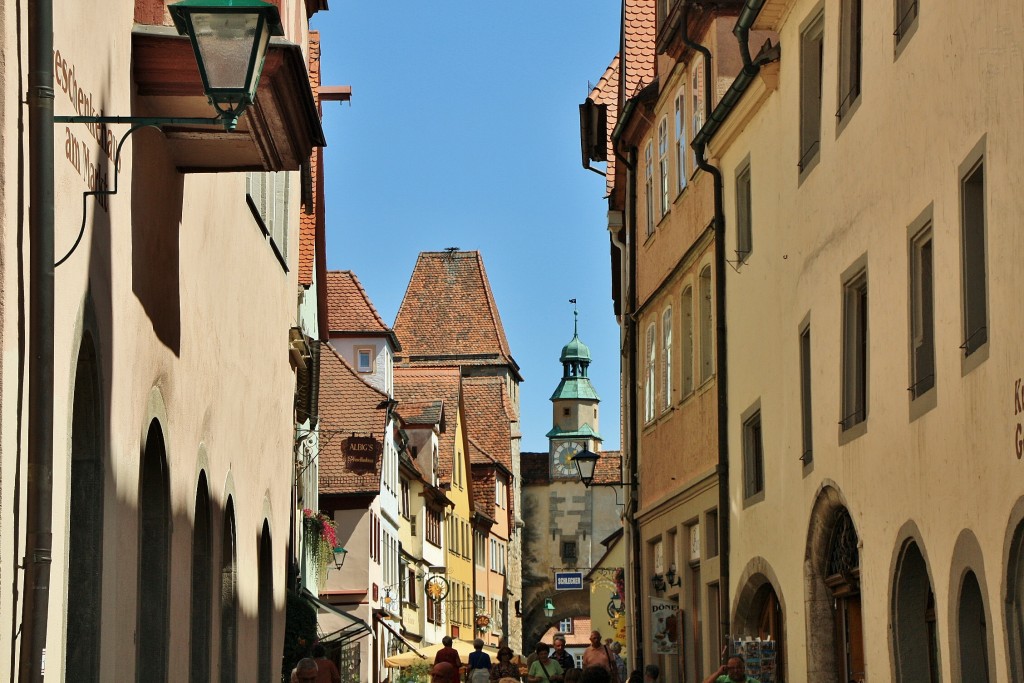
[312,2,622,454]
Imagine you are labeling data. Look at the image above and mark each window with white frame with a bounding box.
[691,56,704,171]
[662,308,673,410]
[645,323,657,421]
[645,140,655,237]
[559,618,572,634]
[681,287,694,396]
[675,89,687,191]
[658,117,670,217]
[246,171,290,264]
[356,348,374,373]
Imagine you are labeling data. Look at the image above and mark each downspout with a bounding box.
[20,0,55,680]
[686,0,772,658]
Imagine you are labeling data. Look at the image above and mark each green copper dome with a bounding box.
[560,334,591,363]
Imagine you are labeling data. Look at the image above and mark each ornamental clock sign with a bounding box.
[552,440,585,479]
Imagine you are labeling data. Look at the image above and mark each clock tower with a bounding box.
[546,309,601,479]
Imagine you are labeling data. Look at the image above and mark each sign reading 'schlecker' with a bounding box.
[554,571,583,590]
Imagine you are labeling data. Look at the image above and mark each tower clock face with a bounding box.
[552,440,584,479]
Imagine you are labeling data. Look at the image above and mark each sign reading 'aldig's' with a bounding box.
[344,436,381,471]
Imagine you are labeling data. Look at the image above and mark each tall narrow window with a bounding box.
[645,141,655,237]
[742,406,764,500]
[841,269,868,431]
[662,308,673,409]
[909,226,935,398]
[67,335,104,683]
[645,323,657,422]
[699,266,714,382]
[894,0,918,45]
[735,161,752,261]
[137,421,170,682]
[799,324,813,463]
[681,287,694,395]
[190,474,213,683]
[220,498,238,683]
[837,0,862,121]
[799,12,825,173]
[257,523,274,683]
[246,171,291,262]
[961,157,987,357]
[675,90,687,191]
[658,118,670,216]
[691,57,705,171]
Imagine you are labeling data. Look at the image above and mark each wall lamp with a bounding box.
[665,564,681,588]
[543,598,556,618]
[651,573,667,593]
[332,545,348,570]
[573,448,638,489]
[55,0,283,133]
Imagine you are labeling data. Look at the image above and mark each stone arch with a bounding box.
[804,483,862,683]
[888,522,939,682]
[732,557,787,682]
[137,418,171,682]
[65,330,105,682]
[1004,496,1024,680]
[948,529,994,682]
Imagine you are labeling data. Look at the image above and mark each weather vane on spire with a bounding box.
[569,298,578,336]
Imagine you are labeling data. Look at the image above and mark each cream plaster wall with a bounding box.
[716,1,1024,681]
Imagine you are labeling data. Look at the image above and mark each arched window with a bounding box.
[681,287,694,396]
[826,508,864,682]
[220,497,238,683]
[257,521,274,683]
[190,473,212,682]
[1008,518,1024,679]
[662,308,673,409]
[645,323,656,422]
[699,266,714,382]
[66,335,104,682]
[137,420,170,681]
[892,539,939,682]
[957,570,990,681]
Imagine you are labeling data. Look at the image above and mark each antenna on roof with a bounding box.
[444,246,459,262]
[569,298,578,337]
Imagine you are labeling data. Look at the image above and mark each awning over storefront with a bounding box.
[303,589,373,646]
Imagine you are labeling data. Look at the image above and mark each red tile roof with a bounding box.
[318,344,389,496]
[589,55,620,195]
[461,376,514,471]
[299,31,321,287]
[520,451,550,485]
[469,445,498,521]
[624,0,657,99]
[393,251,518,375]
[394,367,462,486]
[326,270,393,336]
[594,449,623,485]
[396,400,443,427]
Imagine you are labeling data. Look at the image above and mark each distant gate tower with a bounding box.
[547,308,602,474]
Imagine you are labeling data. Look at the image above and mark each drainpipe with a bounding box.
[20,0,55,680]
[685,0,772,659]
[612,133,641,670]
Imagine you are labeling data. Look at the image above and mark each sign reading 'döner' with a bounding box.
[554,571,583,590]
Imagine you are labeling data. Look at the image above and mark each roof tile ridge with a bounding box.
[473,252,513,360]
[347,270,391,332]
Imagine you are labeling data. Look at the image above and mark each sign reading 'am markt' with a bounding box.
[554,571,583,590]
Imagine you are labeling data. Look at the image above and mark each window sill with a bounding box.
[894,18,919,60]
[801,452,814,478]
[838,418,867,446]
[742,489,765,509]
[961,342,989,377]
[908,386,937,422]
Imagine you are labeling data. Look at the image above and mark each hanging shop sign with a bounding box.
[554,571,583,590]
[344,436,381,471]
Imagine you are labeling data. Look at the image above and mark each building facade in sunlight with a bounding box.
[0,0,326,680]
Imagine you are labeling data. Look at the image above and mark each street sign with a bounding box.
[554,571,583,590]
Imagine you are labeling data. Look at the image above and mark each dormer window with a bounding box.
[356,347,374,373]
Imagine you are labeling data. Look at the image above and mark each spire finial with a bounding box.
[569,298,578,337]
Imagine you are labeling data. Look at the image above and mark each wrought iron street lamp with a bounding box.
[169,0,284,129]
[543,598,556,619]
[333,545,348,570]
[573,448,639,490]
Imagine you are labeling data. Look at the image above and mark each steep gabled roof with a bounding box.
[393,251,520,378]
[326,270,396,343]
[318,344,389,496]
[461,376,514,471]
[394,367,462,486]
[396,399,443,427]
[469,437,513,523]
[624,0,657,99]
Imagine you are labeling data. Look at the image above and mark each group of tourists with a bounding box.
[427,632,760,683]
